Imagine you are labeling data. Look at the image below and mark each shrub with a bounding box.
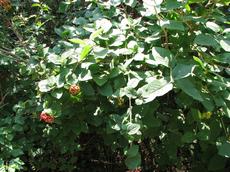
[0,0,230,171]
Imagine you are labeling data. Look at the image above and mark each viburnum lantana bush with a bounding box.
[0,0,230,171]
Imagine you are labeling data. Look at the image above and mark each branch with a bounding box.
[0,89,9,109]
[10,20,30,58]
[152,0,169,49]
[0,47,26,62]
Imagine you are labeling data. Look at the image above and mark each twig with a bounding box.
[0,90,9,109]
[152,0,169,49]
[0,47,26,62]
[10,20,30,58]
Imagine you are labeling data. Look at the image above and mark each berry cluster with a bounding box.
[40,112,54,124]
[69,84,81,95]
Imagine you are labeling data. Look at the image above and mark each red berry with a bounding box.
[69,84,80,95]
[40,112,54,124]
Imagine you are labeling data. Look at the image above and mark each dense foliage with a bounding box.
[0,0,230,171]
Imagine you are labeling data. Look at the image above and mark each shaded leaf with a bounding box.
[172,64,196,80]
[176,78,203,101]
[194,34,218,47]
[218,141,230,158]
[159,20,185,31]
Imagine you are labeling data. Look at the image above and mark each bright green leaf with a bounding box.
[80,45,92,61]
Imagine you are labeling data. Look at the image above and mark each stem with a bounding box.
[126,58,132,123]
[220,117,228,138]
[0,48,26,62]
[10,20,30,58]
[152,0,169,49]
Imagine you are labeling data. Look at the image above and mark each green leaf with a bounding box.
[93,46,108,59]
[96,19,112,33]
[69,38,87,46]
[125,0,137,7]
[48,54,65,65]
[10,149,24,157]
[125,153,141,170]
[165,0,182,10]
[72,17,87,26]
[99,82,113,96]
[141,0,162,16]
[14,115,24,125]
[90,28,103,40]
[38,76,56,92]
[56,69,72,88]
[58,1,70,13]
[93,74,108,86]
[159,20,185,31]
[109,68,120,78]
[51,89,63,99]
[206,21,221,32]
[81,83,95,96]
[110,0,122,6]
[110,35,126,47]
[172,64,196,80]
[78,69,92,81]
[213,53,230,64]
[176,78,204,101]
[80,45,92,61]
[193,56,205,69]
[188,0,204,4]
[151,47,173,67]
[126,122,141,135]
[143,116,161,128]
[181,132,196,143]
[197,129,210,141]
[194,34,218,47]
[13,124,23,132]
[126,145,139,157]
[136,78,173,105]
[127,78,140,88]
[218,141,230,158]
[208,155,227,171]
[220,39,230,52]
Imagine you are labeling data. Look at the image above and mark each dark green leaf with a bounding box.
[218,141,230,158]
[99,82,113,96]
[159,20,185,31]
[194,34,218,47]
[172,64,196,80]
[176,78,204,101]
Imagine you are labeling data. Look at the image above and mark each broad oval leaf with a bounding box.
[176,78,204,101]
[218,141,230,158]
[126,122,141,135]
[136,78,173,105]
[220,40,230,52]
[159,20,185,31]
[172,64,196,80]
[206,21,221,32]
[194,34,218,47]
[151,47,173,67]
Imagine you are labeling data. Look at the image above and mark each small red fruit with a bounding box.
[40,112,54,124]
[69,84,80,95]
